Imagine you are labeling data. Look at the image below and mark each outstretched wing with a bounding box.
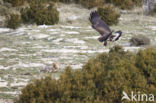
[89,11,111,36]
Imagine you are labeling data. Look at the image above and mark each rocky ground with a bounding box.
[0,3,156,103]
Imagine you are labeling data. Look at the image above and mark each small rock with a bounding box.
[53,62,59,70]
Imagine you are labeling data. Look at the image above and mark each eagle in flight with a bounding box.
[89,11,122,46]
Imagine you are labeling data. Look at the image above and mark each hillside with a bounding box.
[0,1,156,103]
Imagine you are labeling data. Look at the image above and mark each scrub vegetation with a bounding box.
[1,0,145,29]
[21,2,59,25]
[0,0,156,102]
[15,46,156,103]
[97,4,120,26]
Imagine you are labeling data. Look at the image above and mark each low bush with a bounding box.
[6,13,22,29]
[136,48,156,86]
[21,1,59,25]
[130,34,150,46]
[97,4,120,26]
[15,46,156,103]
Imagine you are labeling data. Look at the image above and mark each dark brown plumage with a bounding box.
[89,11,122,46]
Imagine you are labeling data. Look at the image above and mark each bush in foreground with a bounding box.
[15,46,156,103]
[97,4,120,26]
[6,13,22,29]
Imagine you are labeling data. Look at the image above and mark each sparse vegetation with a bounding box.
[97,4,120,26]
[130,35,150,46]
[6,13,22,29]
[15,46,156,103]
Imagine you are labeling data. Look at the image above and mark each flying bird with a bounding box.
[89,11,122,46]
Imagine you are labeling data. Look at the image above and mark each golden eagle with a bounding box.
[89,11,122,46]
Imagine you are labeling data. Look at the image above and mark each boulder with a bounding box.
[130,35,150,46]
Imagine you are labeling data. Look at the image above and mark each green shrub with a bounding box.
[97,4,120,26]
[15,46,156,103]
[130,34,150,46]
[21,1,59,25]
[136,48,156,86]
[3,0,25,7]
[6,13,22,29]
